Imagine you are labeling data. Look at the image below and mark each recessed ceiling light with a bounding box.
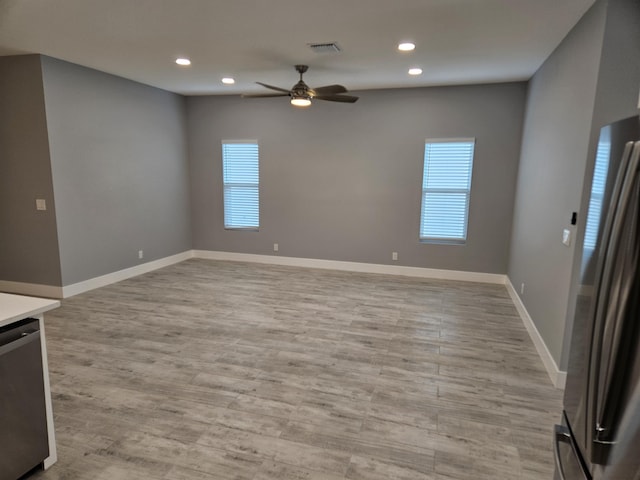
[398,42,416,52]
[175,58,191,66]
[408,68,423,75]
[221,77,235,85]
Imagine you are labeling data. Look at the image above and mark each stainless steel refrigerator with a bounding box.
[554,115,640,480]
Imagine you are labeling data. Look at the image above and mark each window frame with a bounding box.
[419,137,475,245]
[221,140,260,231]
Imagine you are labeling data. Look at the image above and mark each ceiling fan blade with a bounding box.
[315,94,359,103]
[312,84,348,95]
[256,82,291,93]
[242,93,290,98]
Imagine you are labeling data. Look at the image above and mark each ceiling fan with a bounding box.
[242,65,358,107]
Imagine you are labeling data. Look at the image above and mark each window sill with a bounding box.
[224,227,260,232]
[420,238,466,246]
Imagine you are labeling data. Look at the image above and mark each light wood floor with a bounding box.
[32,259,562,480]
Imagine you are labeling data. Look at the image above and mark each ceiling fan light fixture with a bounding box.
[291,96,311,107]
[398,42,415,52]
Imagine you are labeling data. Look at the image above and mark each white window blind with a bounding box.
[222,141,259,229]
[584,138,611,250]
[420,139,475,243]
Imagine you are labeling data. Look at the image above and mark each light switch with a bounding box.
[562,228,571,246]
[35,198,47,211]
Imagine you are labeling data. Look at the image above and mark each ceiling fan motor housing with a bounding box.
[292,66,312,98]
[292,81,312,98]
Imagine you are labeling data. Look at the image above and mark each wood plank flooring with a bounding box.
[31,259,562,480]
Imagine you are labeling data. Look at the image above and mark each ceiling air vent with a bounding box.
[308,42,341,54]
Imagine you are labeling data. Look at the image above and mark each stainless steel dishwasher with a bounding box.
[0,318,50,480]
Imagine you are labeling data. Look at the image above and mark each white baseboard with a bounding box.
[556,370,567,390]
[0,280,63,299]
[61,251,194,298]
[505,277,566,389]
[2,250,565,391]
[0,250,503,299]
[193,250,507,284]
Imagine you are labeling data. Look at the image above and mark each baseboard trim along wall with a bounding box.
[61,251,194,298]
[1,249,564,390]
[193,250,507,284]
[505,277,567,389]
[0,280,64,299]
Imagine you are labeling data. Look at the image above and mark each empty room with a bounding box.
[1,1,640,479]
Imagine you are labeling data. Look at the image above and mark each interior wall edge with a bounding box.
[505,276,566,389]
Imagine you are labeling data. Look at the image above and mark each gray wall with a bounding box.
[507,2,606,367]
[508,0,640,370]
[590,0,640,128]
[188,83,526,273]
[0,55,62,286]
[562,0,640,367]
[40,56,192,286]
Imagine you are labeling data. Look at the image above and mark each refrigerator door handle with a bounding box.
[555,424,591,480]
[587,141,634,422]
[588,140,634,380]
[590,141,640,461]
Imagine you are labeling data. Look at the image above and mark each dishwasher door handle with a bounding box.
[0,330,41,356]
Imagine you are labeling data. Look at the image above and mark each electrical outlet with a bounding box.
[520,283,525,295]
[392,252,398,261]
[273,243,279,252]
[138,250,144,259]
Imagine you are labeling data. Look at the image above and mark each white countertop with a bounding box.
[0,293,60,328]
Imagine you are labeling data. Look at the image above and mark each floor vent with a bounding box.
[308,42,341,54]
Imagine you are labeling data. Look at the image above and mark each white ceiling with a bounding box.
[0,0,596,96]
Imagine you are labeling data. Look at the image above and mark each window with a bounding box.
[222,141,259,229]
[420,138,475,244]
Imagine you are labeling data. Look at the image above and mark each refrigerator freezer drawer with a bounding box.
[554,420,591,480]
